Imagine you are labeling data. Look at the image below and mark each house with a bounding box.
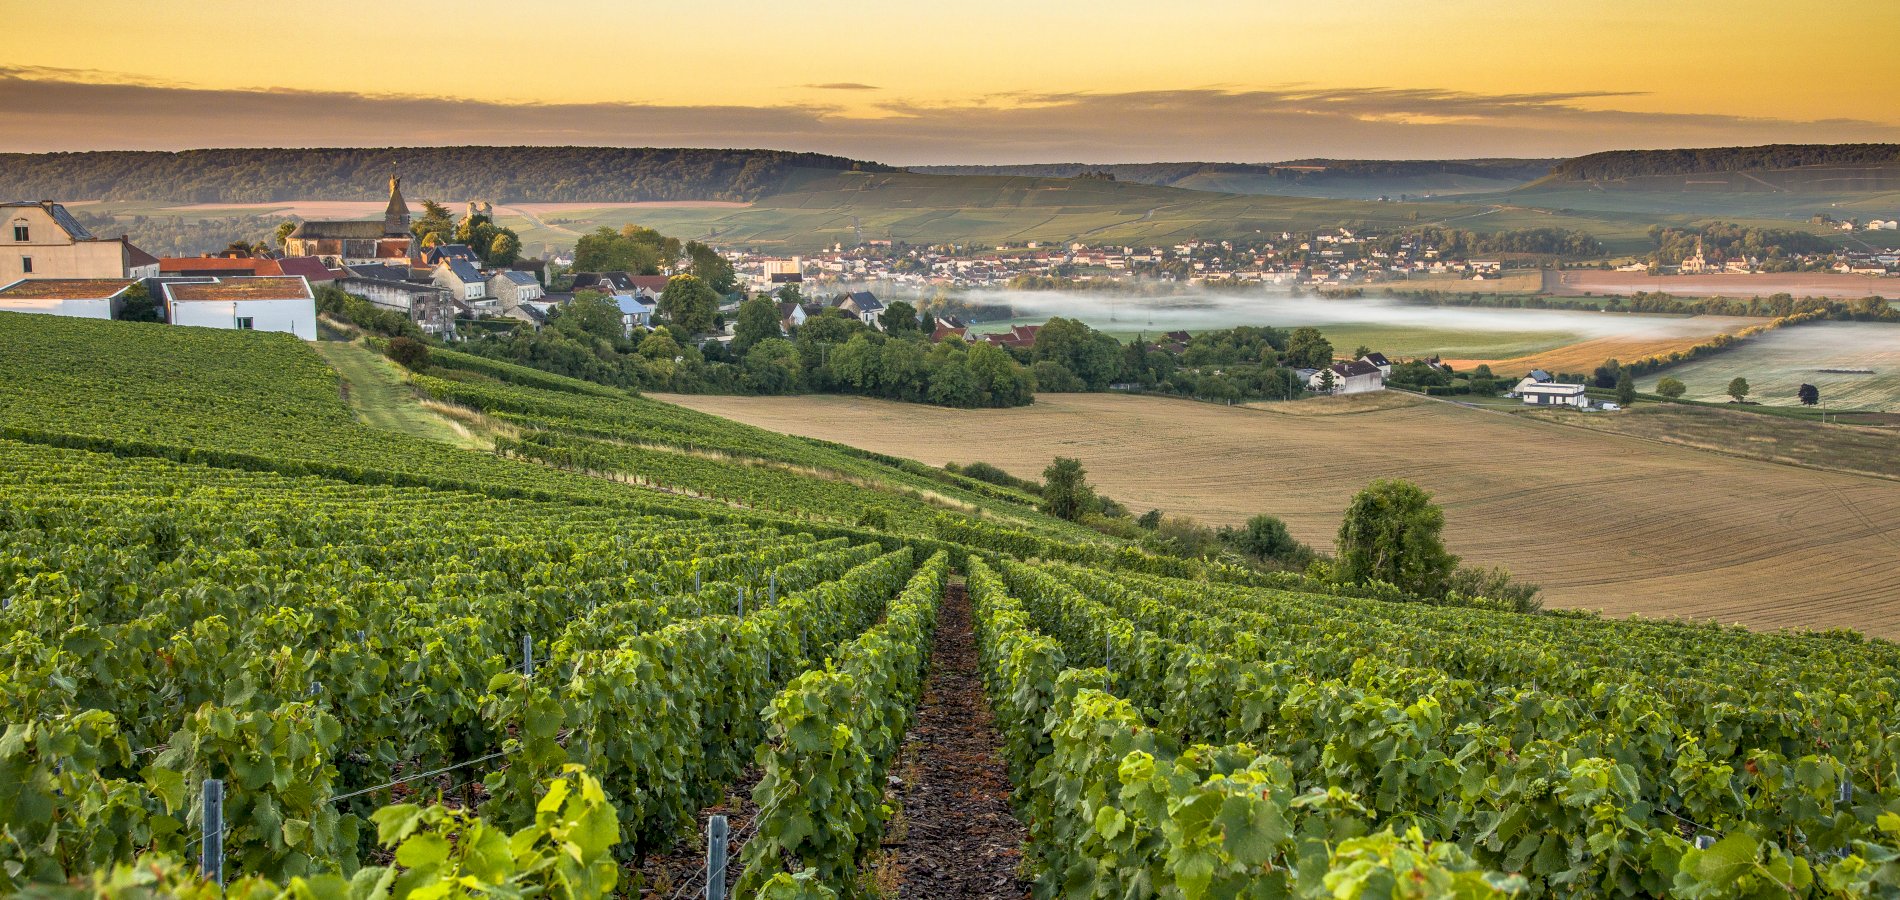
[613,294,656,335]
[3,201,159,283]
[162,276,317,340]
[835,290,885,328]
[283,177,416,265]
[489,270,544,307]
[570,271,637,294]
[333,275,457,335]
[1359,352,1393,377]
[625,275,671,301]
[1513,379,1589,407]
[778,301,808,331]
[341,263,411,283]
[501,302,547,328]
[0,277,139,320]
[272,257,339,283]
[1526,369,1553,384]
[1307,359,1384,395]
[977,324,1043,350]
[930,322,967,342]
[432,260,488,302]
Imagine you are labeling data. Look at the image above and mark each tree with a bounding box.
[1335,479,1459,596]
[1040,457,1095,521]
[411,200,456,246]
[116,283,159,322]
[685,241,736,294]
[1317,367,1336,393]
[553,290,627,343]
[573,226,665,274]
[274,220,298,248]
[1726,377,1750,403]
[386,336,431,371]
[732,295,782,354]
[926,356,979,407]
[742,338,803,394]
[1656,377,1686,400]
[1233,514,1302,561]
[880,299,922,338]
[1033,317,1122,390]
[1352,345,1372,359]
[1798,383,1820,406]
[1284,327,1334,369]
[658,275,718,336]
[488,232,522,267]
[1615,370,1635,406]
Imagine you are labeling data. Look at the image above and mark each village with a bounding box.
[0,177,1881,415]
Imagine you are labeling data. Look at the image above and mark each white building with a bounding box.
[614,294,656,335]
[1307,359,1385,395]
[432,260,488,302]
[0,277,139,320]
[1513,378,1589,407]
[162,276,317,341]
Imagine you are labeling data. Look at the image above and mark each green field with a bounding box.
[1635,319,1900,410]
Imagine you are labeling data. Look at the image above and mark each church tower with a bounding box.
[384,176,410,236]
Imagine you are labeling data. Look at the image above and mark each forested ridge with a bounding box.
[0,147,890,203]
[1545,144,1900,181]
[914,158,1558,185]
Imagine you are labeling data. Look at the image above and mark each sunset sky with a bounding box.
[3,0,1895,162]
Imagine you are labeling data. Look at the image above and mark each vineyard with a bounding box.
[1,311,1898,897]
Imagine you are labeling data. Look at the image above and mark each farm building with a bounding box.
[162,276,317,340]
[1308,359,1385,395]
[0,277,139,320]
[1513,378,1589,407]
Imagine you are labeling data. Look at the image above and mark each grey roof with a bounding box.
[426,244,478,263]
[336,276,445,296]
[614,294,655,315]
[846,290,883,312]
[496,270,539,286]
[1333,359,1381,377]
[343,263,409,282]
[443,260,483,283]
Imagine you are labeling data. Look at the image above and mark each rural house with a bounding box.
[1513,378,1589,407]
[778,301,808,331]
[432,259,488,302]
[1360,352,1393,377]
[614,294,656,335]
[1308,359,1385,395]
[836,290,885,328]
[488,270,544,307]
[2,201,159,283]
[162,276,317,340]
[0,277,140,320]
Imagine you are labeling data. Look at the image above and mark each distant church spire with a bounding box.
[384,175,410,235]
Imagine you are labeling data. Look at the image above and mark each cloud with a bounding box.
[1,68,1894,164]
[802,82,881,91]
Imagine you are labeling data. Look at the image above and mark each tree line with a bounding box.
[1548,143,1900,181]
[0,147,886,203]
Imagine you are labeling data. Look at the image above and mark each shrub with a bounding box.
[386,336,431,371]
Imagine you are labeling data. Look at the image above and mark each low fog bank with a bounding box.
[958,288,1734,339]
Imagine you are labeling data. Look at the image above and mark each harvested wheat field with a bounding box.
[1444,316,1755,375]
[660,391,1900,637]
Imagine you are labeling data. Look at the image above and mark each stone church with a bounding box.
[284,177,415,265]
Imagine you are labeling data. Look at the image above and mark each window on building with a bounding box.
[235,316,255,330]
[11,224,27,242]
[20,256,31,274]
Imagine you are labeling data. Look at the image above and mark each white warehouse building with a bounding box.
[0,277,140,320]
[162,276,317,341]
[1513,378,1589,408]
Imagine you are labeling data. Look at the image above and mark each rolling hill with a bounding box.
[914,158,1559,199]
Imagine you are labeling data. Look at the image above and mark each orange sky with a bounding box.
[2,0,1895,161]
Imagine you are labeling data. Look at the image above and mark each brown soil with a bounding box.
[891,583,1032,899]
[632,769,760,898]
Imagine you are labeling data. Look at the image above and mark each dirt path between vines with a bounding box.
[890,582,1032,898]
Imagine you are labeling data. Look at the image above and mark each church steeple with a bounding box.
[384,175,410,235]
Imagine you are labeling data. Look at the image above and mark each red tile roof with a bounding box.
[272,256,338,281]
[159,257,272,275]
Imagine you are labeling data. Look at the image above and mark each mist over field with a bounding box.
[927,287,1746,339]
